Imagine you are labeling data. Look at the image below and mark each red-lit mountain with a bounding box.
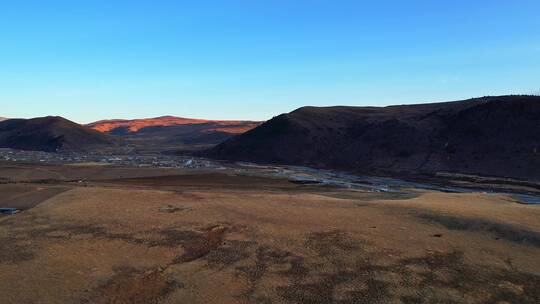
[87,116,262,151]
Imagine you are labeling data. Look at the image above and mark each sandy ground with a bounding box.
[1,164,539,303]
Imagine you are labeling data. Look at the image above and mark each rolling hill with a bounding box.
[204,96,540,180]
[0,116,117,152]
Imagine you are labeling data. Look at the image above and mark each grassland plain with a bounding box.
[1,163,539,303]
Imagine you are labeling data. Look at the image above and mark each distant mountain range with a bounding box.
[0,116,117,152]
[204,96,540,180]
[87,116,261,151]
[0,117,8,122]
[0,116,260,153]
[0,115,261,153]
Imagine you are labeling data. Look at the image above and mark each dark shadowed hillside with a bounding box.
[204,96,540,180]
[0,116,117,152]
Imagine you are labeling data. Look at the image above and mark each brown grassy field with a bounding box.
[1,163,539,303]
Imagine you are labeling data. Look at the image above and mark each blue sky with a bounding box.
[1,0,539,123]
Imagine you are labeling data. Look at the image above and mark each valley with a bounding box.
[1,96,539,303]
[4,2,539,302]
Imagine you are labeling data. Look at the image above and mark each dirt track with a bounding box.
[1,164,539,303]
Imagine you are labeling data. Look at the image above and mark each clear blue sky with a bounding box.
[1,0,539,123]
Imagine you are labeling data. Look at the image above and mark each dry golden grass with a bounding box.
[1,164,539,303]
